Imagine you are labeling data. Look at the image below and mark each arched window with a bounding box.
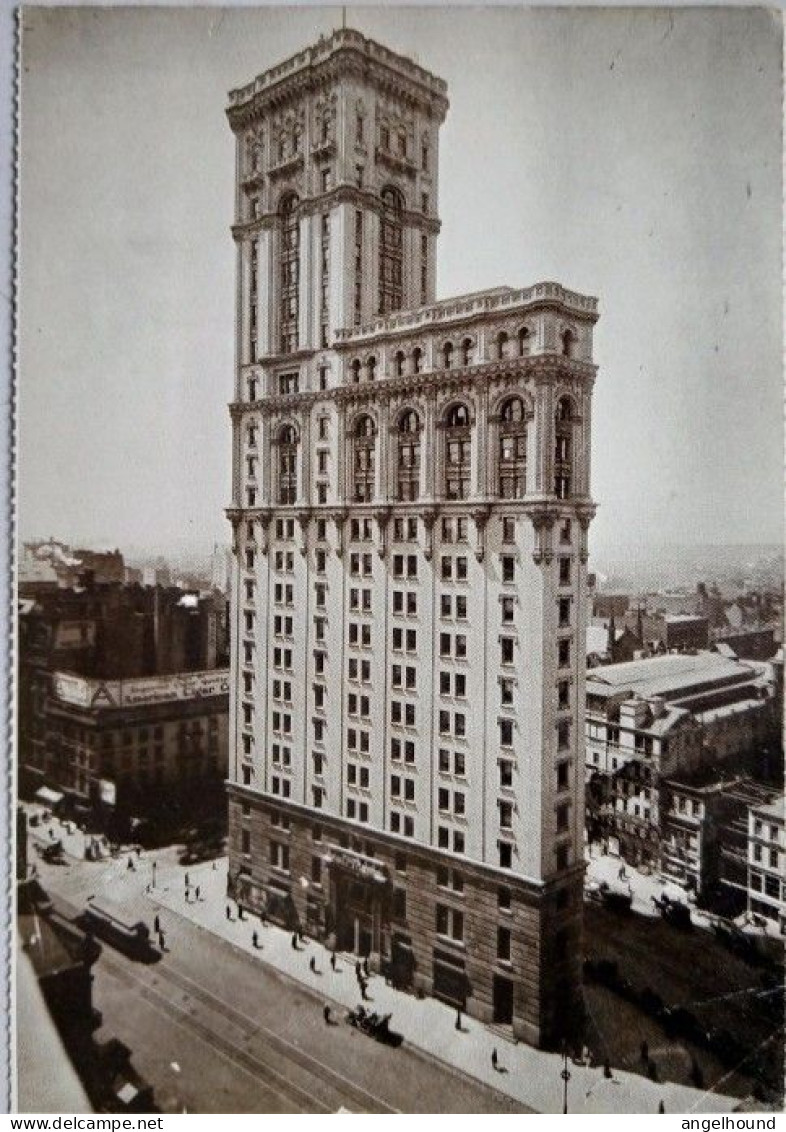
[412,347,423,375]
[518,326,532,356]
[367,356,377,381]
[498,397,527,498]
[554,397,574,499]
[246,422,258,449]
[278,424,298,504]
[379,187,404,315]
[443,403,472,500]
[496,331,509,361]
[280,194,299,354]
[394,350,406,378]
[461,337,474,366]
[397,409,421,501]
[353,415,376,502]
[442,341,453,369]
[561,328,576,358]
[350,358,361,384]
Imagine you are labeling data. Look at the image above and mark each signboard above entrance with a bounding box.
[323,846,389,885]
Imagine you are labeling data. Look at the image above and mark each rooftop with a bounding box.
[752,794,785,822]
[587,651,766,700]
[227,27,448,119]
[335,281,599,344]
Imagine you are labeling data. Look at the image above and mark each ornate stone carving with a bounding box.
[530,506,558,565]
[421,506,438,561]
[471,506,491,562]
[373,506,392,557]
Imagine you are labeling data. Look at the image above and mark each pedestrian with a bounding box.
[323,1004,331,1025]
[252,930,259,949]
[363,957,370,978]
[158,931,166,951]
[491,1048,498,1071]
[658,1102,665,1114]
[640,1039,649,1062]
[455,1008,462,1031]
[604,1060,612,1079]
[195,885,201,902]
[226,904,232,921]
[185,872,190,888]
[127,856,134,871]
[291,932,298,950]
[154,914,160,934]
[330,951,336,971]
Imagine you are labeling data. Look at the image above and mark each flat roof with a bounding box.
[752,795,785,821]
[586,651,764,699]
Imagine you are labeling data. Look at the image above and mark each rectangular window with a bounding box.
[497,926,511,962]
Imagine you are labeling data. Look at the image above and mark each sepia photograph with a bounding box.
[11,3,785,1116]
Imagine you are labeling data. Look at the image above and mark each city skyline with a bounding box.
[18,6,783,555]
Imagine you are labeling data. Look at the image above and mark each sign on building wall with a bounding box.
[52,669,230,709]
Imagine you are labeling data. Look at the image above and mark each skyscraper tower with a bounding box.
[225,27,598,1048]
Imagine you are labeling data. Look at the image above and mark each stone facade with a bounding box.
[225,28,598,1048]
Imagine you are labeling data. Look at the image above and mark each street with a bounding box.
[23,815,527,1114]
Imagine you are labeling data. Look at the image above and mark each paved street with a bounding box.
[21,806,739,1114]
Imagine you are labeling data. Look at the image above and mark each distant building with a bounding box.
[20,541,126,591]
[623,611,709,652]
[746,795,785,933]
[586,618,640,667]
[592,594,630,620]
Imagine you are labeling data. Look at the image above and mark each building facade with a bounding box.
[746,796,785,932]
[224,28,598,1047]
[585,652,778,867]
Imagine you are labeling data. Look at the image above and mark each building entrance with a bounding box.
[493,974,514,1024]
[326,846,389,957]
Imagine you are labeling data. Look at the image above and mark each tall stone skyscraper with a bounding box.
[225,27,598,1047]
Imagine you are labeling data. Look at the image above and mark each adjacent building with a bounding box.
[585,651,778,866]
[224,28,598,1047]
[660,773,773,901]
[746,796,785,933]
[18,583,230,833]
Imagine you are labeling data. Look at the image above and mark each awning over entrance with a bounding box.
[35,787,64,807]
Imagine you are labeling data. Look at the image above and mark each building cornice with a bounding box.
[229,355,596,418]
[226,29,449,132]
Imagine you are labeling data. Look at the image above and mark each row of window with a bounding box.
[267,397,578,504]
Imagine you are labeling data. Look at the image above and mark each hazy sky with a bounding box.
[18,5,783,556]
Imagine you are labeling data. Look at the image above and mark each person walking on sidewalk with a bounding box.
[291,932,299,950]
[330,951,337,972]
[226,904,233,921]
[491,1048,498,1071]
[323,1004,331,1025]
[455,1008,463,1031]
[195,885,201,902]
[185,873,190,888]
[252,930,259,949]
[154,914,161,935]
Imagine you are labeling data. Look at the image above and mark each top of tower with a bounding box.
[227,27,449,130]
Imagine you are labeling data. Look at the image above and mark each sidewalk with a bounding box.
[144,854,735,1115]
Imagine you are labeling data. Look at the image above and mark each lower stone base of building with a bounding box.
[227,783,584,1050]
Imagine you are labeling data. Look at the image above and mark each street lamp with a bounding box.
[561,1046,571,1114]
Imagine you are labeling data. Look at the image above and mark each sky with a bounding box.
[17,5,783,557]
